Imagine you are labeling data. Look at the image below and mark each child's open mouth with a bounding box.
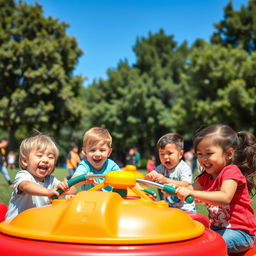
[38,166,49,173]
[93,159,102,164]
[203,163,211,169]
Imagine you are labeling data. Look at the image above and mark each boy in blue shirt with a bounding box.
[72,127,120,191]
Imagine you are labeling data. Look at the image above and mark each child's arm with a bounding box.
[176,179,238,206]
[145,170,158,181]
[145,171,190,187]
[161,177,190,187]
[18,180,70,199]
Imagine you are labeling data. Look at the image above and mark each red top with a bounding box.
[146,160,156,172]
[197,164,256,235]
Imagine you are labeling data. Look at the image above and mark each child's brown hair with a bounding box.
[83,127,112,149]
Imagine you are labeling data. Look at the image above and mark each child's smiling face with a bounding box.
[196,137,233,179]
[21,147,56,181]
[83,141,112,171]
[158,143,183,170]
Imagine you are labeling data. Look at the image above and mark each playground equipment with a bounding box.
[0,170,255,256]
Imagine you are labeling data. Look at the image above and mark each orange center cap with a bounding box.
[104,171,136,189]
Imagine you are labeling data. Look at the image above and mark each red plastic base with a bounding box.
[0,203,7,223]
[0,228,227,256]
[187,211,210,228]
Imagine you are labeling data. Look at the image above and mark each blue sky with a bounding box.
[25,0,247,86]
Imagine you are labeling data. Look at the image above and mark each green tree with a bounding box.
[211,0,256,52]
[134,29,190,84]
[0,0,85,149]
[83,30,190,159]
[171,42,256,134]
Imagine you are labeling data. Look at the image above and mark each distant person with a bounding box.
[184,148,199,174]
[184,148,194,168]
[146,133,195,212]
[0,138,13,187]
[7,151,16,169]
[146,155,156,172]
[5,134,74,220]
[176,124,256,254]
[133,147,141,168]
[115,158,125,168]
[71,127,120,191]
[66,143,81,180]
[125,148,135,165]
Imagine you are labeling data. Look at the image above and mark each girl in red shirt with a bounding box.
[176,124,256,254]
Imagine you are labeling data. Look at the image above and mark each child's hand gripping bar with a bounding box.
[51,174,104,199]
[162,184,194,204]
[136,179,194,204]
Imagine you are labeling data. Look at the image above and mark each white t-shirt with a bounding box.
[5,170,60,220]
[156,160,196,212]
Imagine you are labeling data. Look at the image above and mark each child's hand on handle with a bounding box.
[57,180,69,191]
[167,182,177,188]
[175,186,192,201]
[154,174,168,184]
[86,172,98,185]
[146,171,169,184]
[47,188,61,199]
[145,170,157,181]
[145,170,161,182]
[48,180,69,200]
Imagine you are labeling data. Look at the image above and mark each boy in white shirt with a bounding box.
[6,134,73,220]
[146,133,196,212]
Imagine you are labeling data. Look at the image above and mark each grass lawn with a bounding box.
[0,168,255,217]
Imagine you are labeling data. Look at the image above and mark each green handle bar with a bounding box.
[51,174,194,204]
[142,188,156,197]
[51,174,87,199]
[162,184,194,204]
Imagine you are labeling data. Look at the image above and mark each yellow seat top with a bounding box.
[0,190,204,244]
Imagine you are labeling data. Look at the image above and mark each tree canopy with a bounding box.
[211,0,256,52]
[1,0,256,162]
[0,0,85,148]
[170,42,256,135]
[83,0,256,161]
[83,30,191,158]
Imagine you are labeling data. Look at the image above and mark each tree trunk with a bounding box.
[8,126,16,151]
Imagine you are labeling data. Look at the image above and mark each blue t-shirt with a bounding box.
[74,158,120,191]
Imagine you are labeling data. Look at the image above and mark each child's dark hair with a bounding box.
[157,133,184,151]
[70,142,78,149]
[193,124,256,196]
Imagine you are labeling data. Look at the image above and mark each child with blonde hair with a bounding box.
[72,127,120,191]
[176,124,256,254]
[6,134,72,220]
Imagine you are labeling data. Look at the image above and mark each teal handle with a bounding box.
[142,188,156,197]
[162,184,194,204]
[51,174,87,199]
